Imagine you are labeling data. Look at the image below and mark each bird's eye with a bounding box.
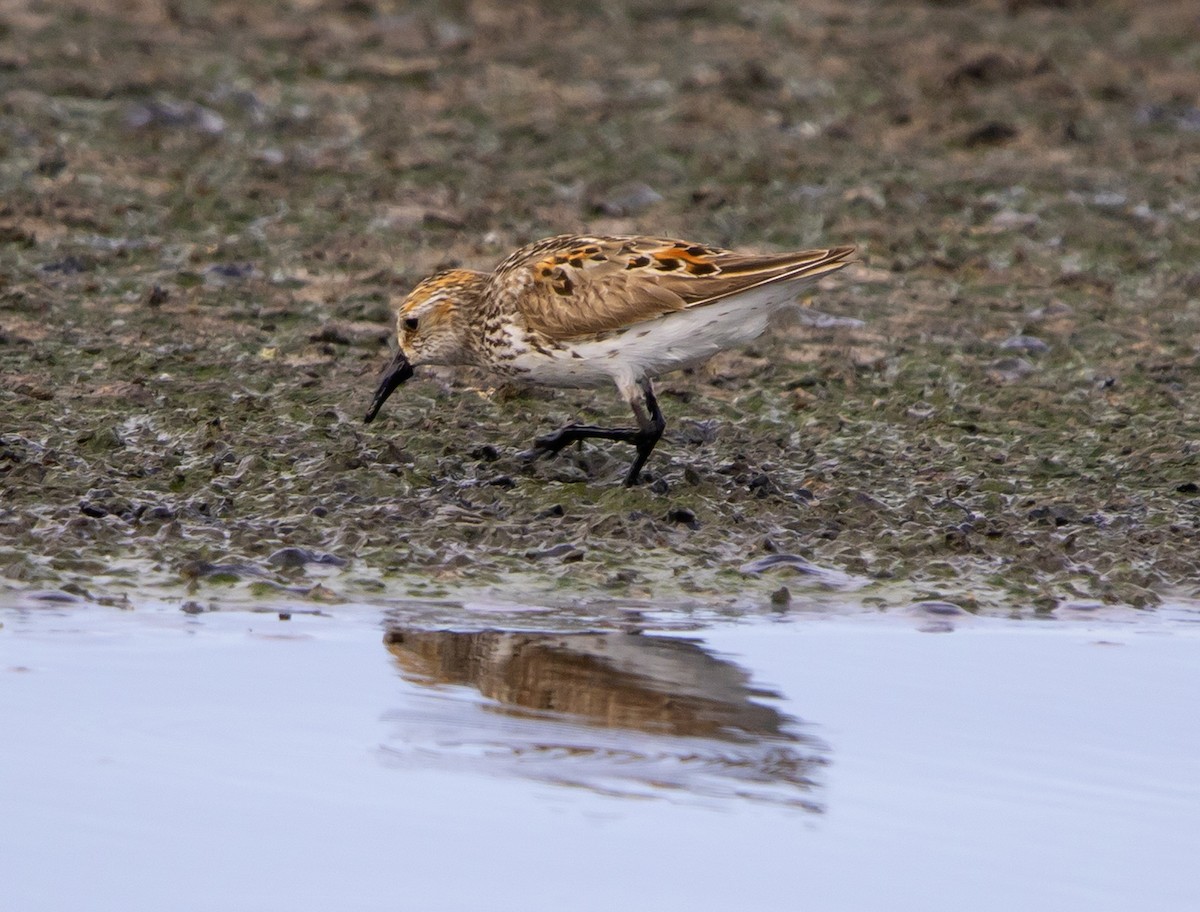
[403,317,419,331]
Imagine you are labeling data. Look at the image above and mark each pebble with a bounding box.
[595,182,663,216]
[124,99,226,135]
[525,543,584,561]
[999,335,1050,354]
[740,553,820,575]
[910,600,967,616]
[667,507,698,528]
[987,356,1036,382]
[267,547,348,569]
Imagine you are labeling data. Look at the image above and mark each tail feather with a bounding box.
[680,246,856,309]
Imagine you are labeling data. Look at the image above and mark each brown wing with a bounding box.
[496,235,855,341]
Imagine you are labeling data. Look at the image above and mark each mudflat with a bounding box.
[2,1,1199,612]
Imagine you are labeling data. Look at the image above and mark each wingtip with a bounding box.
[818,245,858,273]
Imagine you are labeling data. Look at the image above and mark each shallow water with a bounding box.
[2,596,1198,912]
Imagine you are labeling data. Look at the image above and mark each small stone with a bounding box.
[962,121,1018,147]
[309,324,352,345]
[140,505,174,521]
[305,583,341,602]
[41,255,92,275]
[205,262,257,283]
[678,420,720,445]
[1090,190,1127,208]
[667,507,698,527]
[36,155,67,177]
[911,600,966,616]
[433,18,472,51]
[740,553,818,574]
[124,99,226,135]
[254,147,286,166]
[594,181,663,216]
[1026,301,1074,321]
[180,560,255,581]
[989,209,1040,231]
[987,357,1035,382]
[790,387,817,409]
[1000,335,1050,354]
[422,210,466,230]
[267,547,347,569]
[525,544,576,559]
[1028,504,1079,526]
[793,310,865,329]
[770,586,791,606]
[267,548,310,570]
[469,444,501,461]
[748,473,778,496]
[30,591,79,603]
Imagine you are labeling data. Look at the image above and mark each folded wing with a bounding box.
[500,235,855,341]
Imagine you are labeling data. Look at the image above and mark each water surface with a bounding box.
[2,596,1197,911]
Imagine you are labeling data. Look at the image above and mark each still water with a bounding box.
[2,595,1198,911]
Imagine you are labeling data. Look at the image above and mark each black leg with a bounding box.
[623,381,665,486]
[530,380,667,486]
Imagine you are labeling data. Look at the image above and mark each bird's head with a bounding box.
[364,269,487,424]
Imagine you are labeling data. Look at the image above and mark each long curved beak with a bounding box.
[363,350,415,423]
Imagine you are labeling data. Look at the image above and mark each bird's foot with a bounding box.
[526,419,661,485]
[530,427,581,457]
[622,431,660,487]
[529,423,641,460]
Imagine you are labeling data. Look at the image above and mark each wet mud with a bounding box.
[2,1,1199,612]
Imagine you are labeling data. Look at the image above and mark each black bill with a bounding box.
[363,350,415,423]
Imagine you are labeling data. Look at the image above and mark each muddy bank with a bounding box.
[2,1,1199,612]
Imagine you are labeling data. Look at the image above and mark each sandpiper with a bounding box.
[364,234,855,485]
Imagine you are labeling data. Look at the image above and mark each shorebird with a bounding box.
[364,234,855,485]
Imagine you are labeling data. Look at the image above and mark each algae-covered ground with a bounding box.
[2,0,1199,614]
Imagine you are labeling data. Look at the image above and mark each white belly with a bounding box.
[512,282,804,394]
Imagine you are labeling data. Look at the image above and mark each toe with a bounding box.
[533,430,573,454]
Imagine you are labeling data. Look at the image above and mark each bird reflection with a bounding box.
[381,628,827,810]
